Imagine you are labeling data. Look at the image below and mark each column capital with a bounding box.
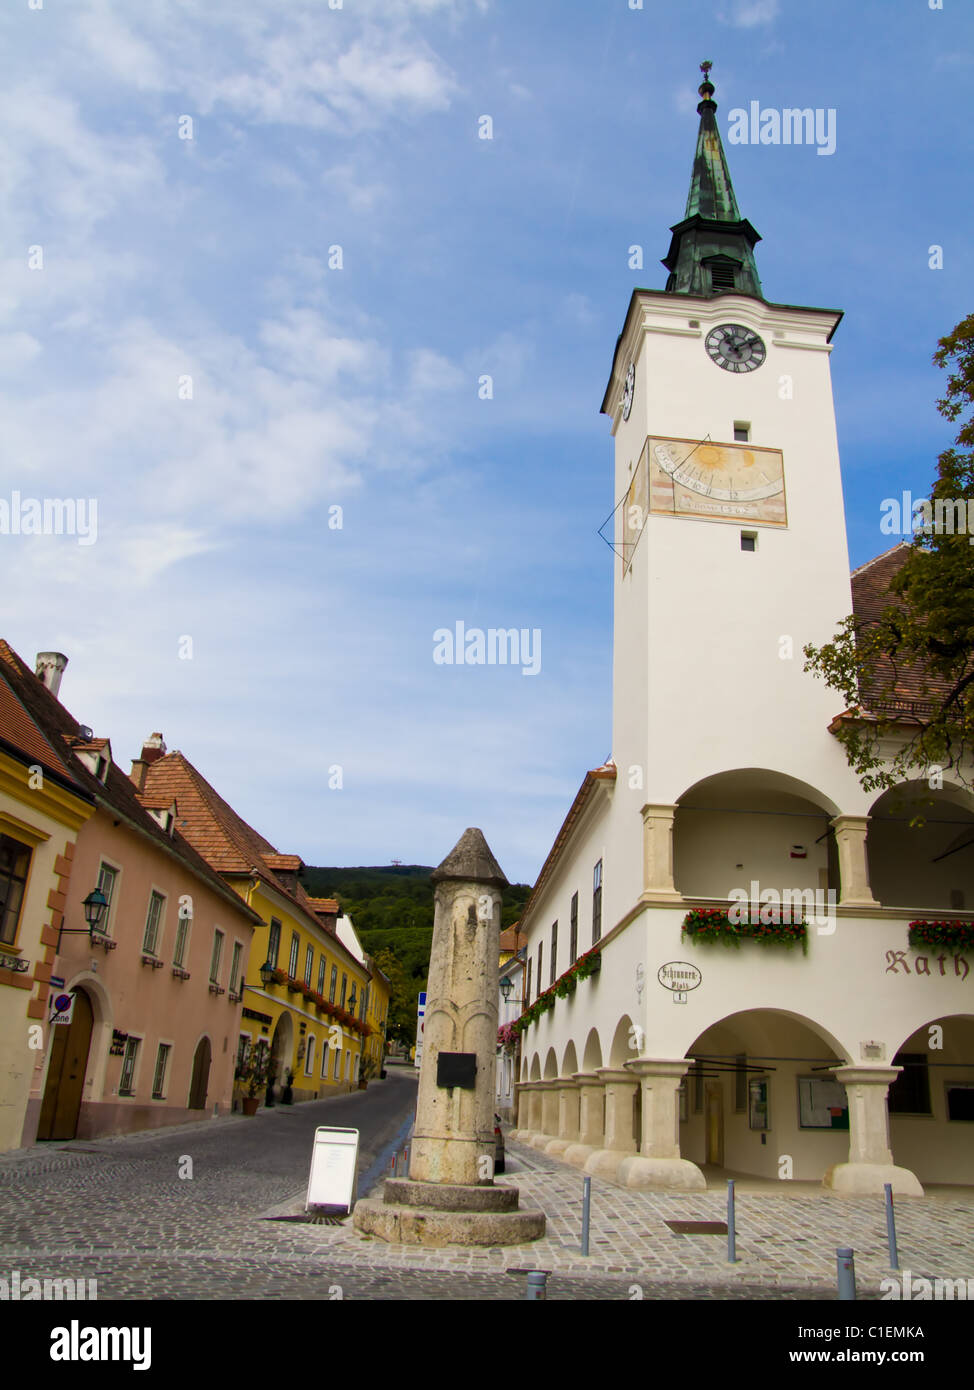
[572,1072,604,1088]
[625,1057,691,1080]
[829,813,871,831]
[555,1075,580,1091]
[831,1065,901,1087]
[596,1067,639,1087]
[640,802,680,822]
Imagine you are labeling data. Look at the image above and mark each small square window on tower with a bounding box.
[741,531,757,552]
[734,422,750,442]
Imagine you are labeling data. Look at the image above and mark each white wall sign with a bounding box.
[306,1127,360,1214]
[415,990,427,1069]
[49,992,76,1026]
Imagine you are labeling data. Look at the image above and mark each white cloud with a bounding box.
[718,0,779,27]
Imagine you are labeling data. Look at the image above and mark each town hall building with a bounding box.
[510,66,974,1193]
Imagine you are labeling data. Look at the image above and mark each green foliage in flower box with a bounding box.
[682,908,808,955]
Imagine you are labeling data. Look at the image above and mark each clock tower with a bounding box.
[602,62,860,826]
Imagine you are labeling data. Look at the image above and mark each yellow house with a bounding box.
[0,647,95,1151]
[362,954,391,1078]
[141,744,371,1102]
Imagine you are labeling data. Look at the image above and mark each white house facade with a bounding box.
[510,66,974,1195]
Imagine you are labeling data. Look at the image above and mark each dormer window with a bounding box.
[73,738,112,781]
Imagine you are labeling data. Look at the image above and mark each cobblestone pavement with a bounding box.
[1,1090,971,1300]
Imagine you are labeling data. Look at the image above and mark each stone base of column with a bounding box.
[563,1143,599,1168]
[528,1133,557,1150]
[352,1178,545,1246]
[543,1138,574,1156]
[823,1162,923,1197]
[616,1155,707,1191]
[583,1148,635,1179]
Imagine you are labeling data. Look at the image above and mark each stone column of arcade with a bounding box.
[617,1059,706,1190]
[564,1073,605,1167]
[353,829,545,1246]
[530,1082,560,1149]
[583,1068,640,1178]
[546,1077,580,1155]
[824,1066,923,1196]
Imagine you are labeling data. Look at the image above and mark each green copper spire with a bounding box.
[662,62,763,299]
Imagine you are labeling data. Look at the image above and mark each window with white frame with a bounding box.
[209,929,224,983]
[304,945,313,987]
[267,918,281,968]
[329,965,337,1002]
[592,859,603,944]
[0,833,31,947]
[333,1047,341,1079]
[173,908,191,967]
[96,862,119,935]
[119,1037,141,1096]
[152,1043,171,1099]
[305,1035,316,1076]
[142,891,165,955]
[570,891,578,963]
[317,955,326,995]
[229,941,243,995]
[288,931,299,978]
[321,1042,329,1079]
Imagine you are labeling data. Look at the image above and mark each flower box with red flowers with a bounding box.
[908,920,974,953]
[682,908,808,955]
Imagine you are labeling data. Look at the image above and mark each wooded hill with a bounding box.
[300,864,531,1043]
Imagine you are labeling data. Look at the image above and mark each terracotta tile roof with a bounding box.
[499,925,526,952]
[0,639,258,924]
[306,897,339,913]
[264,853,303,871]
[849,543,954,718]
[0,661,81,787]
[142,754,363,969]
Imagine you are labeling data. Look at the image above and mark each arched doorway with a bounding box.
[188,1037,212,1110]
[37,988,94,1141]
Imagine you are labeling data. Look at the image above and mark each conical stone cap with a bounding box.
[430,828,508,889]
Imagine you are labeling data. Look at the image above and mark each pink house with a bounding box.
[1,644,261,1143]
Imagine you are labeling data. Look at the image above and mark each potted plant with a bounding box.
[237,1045,269,1116]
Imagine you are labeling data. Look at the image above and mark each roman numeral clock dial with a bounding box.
[706,323,766,373]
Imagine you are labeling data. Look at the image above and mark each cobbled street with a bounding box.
[1,1065,972,1301]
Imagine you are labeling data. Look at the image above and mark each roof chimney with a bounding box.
[130,733,167,792]
[35,652,68,700]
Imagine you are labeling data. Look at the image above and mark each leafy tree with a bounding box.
[804,312,974,797]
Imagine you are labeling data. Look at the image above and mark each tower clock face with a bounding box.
[622,361,635,420]
[706,323,766,373]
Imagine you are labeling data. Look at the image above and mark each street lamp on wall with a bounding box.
[258,960,276,986]
[499,975,513,1001]
[57,886,109,951]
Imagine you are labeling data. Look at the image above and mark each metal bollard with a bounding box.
[727,1178,738,1263]
[884,1183,899,1270]
[580,1175,592,1256]
[525,1271,548,1300]
[836,1247,857,1300]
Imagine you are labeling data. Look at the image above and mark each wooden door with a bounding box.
[37,990,94,1141]
[188,1036,211,1110]
[705,1082,724,1166]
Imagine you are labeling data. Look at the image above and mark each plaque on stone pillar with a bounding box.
[437,1052,478,1089]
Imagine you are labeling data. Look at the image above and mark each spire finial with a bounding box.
[698,59,716,107]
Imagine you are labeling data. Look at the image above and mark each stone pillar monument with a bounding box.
[353,829,545,1246]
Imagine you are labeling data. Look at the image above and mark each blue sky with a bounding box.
[1,0,971,885]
